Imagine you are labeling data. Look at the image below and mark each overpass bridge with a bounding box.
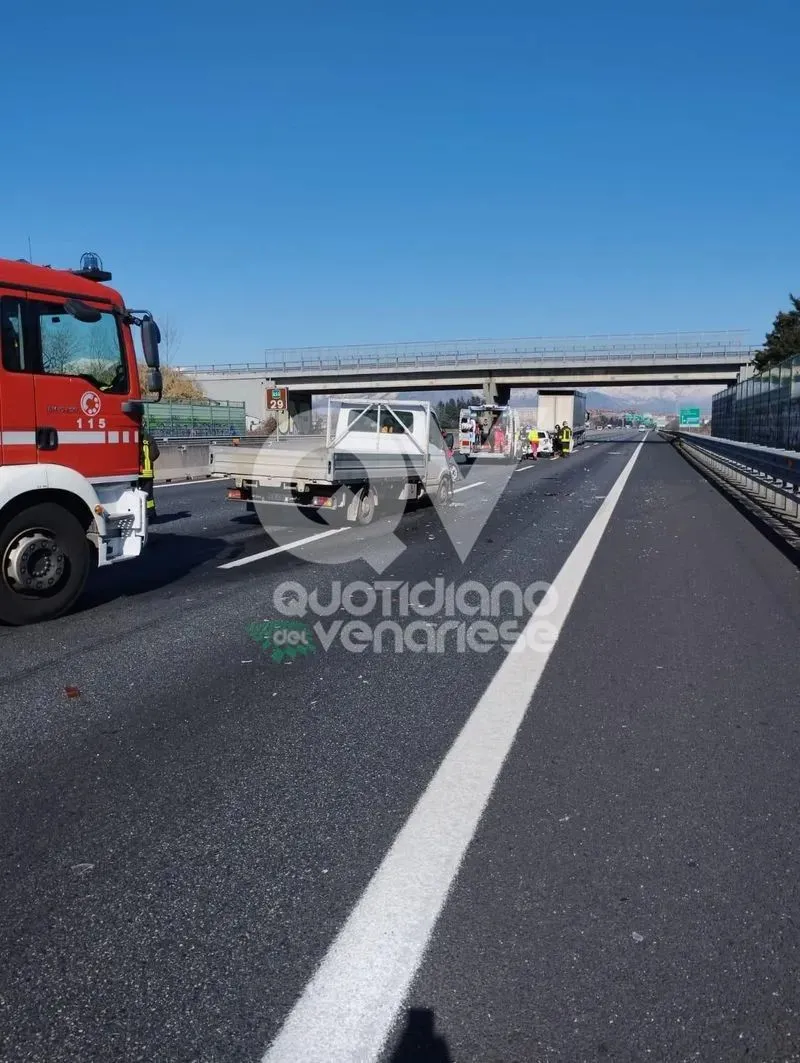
[183,331,755,420]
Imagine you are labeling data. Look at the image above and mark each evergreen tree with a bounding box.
[757,294,800,370]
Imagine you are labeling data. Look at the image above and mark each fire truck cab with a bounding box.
[0,253,162,625]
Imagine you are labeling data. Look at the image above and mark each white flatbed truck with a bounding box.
[209,399,458,524]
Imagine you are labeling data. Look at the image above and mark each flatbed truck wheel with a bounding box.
[356,489,375,526]
[0,502,91,626]
[436,476,453,506]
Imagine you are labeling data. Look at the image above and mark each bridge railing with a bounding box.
[182,331,756,376]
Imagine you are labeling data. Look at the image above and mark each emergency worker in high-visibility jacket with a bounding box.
[140,431,160,518]
[558,421,572,456]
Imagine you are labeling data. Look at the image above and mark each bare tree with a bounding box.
[41,329,77,374]
[159,316,181,366]
[138,363,205,400]
[248,417,278,436]
[82,329,118,387]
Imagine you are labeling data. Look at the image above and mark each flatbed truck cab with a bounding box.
[0,253,162,625]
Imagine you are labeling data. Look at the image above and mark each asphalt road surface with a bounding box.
[1,431,799,1062]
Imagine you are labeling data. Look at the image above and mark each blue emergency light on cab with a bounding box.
[72,251,113,283]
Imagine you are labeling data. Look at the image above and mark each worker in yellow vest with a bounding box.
[526,426,539,459]
[558,421,572,456]
[140,431,160,519]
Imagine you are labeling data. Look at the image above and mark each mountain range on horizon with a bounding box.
[323,379,719,416]
[386,385,717,414]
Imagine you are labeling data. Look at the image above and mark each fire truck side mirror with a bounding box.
[142,319,161,369]
[146,368,163,401]
[65,298,102,324]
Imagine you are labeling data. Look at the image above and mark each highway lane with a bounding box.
[382,433,800,1062]
[5,432,794,1061]
[0,429,634,695]
[0,430,639,1062]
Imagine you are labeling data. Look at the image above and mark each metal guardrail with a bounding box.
[669,431,800,528]
[182,331,757,376]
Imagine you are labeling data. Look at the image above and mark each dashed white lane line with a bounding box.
[218,484,485,569]
[218,527,348,569]
[260,438,648,1063]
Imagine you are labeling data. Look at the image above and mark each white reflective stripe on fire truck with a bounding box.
[58,431,107,444]
[1,431,37,445]
[1,430,137,446]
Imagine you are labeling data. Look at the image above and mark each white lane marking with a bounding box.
[154,476,232,489]
[218,527,348,569]
[261,438,647,1063]
[514,462,540,473]
[452,480,486,494]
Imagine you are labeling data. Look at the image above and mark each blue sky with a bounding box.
[2,0,798,364]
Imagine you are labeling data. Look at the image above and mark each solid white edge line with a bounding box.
[218,527,348,569]
[452,480,486,494]
[260,438,648,1063]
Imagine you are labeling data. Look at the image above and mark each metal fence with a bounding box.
[142,399,247,439]
[711,354,800,451]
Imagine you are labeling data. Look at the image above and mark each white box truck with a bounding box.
[209,399,459,524]
[536,390,588,452]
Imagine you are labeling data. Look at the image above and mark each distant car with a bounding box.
[639,424,648,431]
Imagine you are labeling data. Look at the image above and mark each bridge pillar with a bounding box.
[288,390,313,433]
[483,378,510,406]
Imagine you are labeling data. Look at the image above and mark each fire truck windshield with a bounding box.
[37,302,128,393]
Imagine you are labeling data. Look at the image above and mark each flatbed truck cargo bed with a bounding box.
[209,400,458,525]
[210,438,429,488]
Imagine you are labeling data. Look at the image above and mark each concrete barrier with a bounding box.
[154,443,212,482]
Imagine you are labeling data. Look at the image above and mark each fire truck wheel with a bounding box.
[0,503,91,626]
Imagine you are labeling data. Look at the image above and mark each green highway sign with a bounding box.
[679,407,701,426]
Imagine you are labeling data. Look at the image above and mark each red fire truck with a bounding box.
[0,252,162,625]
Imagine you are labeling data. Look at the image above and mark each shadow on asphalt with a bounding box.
[387,1008,453,1062]
[75,531,231,612]
[149,509,191,525]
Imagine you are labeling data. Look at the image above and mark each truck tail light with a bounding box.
[227,487,245,500]
[313,496,334,508]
